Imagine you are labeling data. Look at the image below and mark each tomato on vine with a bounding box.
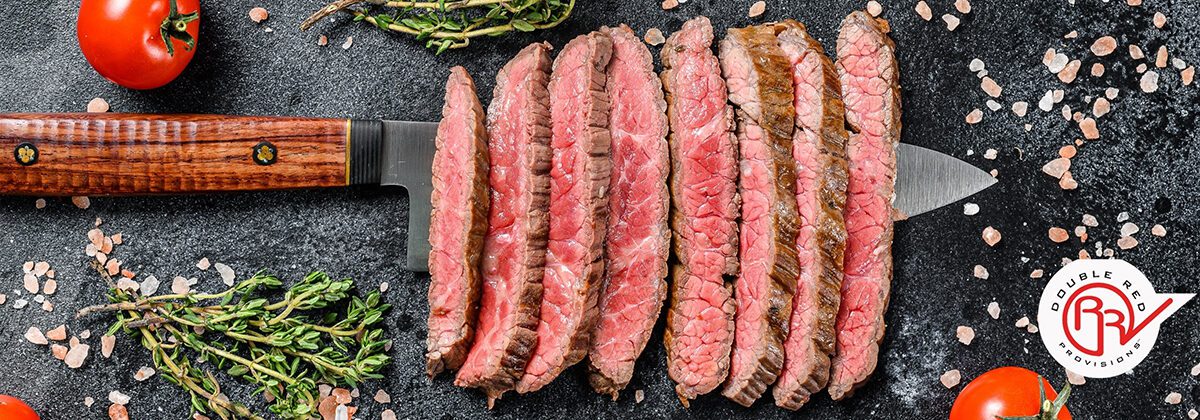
[77,0,200,89]
[0,395,39,420]
[950,367,1073,420]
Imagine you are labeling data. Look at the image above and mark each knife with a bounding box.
[0,113,994,272]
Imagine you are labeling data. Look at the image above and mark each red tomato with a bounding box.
[0,395,39,420]
[77,0,201,89]
[950,367,1072,420]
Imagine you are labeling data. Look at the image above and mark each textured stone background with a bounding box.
[1,0,1199,418]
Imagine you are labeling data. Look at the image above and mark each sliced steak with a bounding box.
[769,20,850,411]
[587,24,671,399]
[427,66,490,379]
[718,25,800,407]
[455,42,553,407]
[828,11,901,401]
[660,16,739,406]
[516,32,614,394]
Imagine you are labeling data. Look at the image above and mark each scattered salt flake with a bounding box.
[1117,211,1130,222]
[969,58,985,72]
[1082,214,1098,227]
[986,99,1001,112]
[1046,52,1069,73]
[1052,89,1064,103]
[1092,98,1110,117]
[249,7,269,23]
[380,282,390,292]
[1173,58,1186,70]
[116,278,139,292]
[382,410,397,420]
[1128,0,1142,5]
[954,0,971,14]
[1058,60,1081,83]
[23,273,38,294]
[866,0,883,16]
[1151,224,1166,237]
[33,261,50,276]
[1190,409,1198,420]
[108,390,131,405]
[1026,324,1039,333]
[940,370,962,388]
[41,279,57,295]
[1183,67,1195,86]
[661,0,678,9]
[1064,30,1078,39]
[1041,158,1070,179]
[101,335,116,358]
[0,294,6,305]
[341,36,354,50]
[1166,392,1182,405]
[915,1,933,20]
[79,330,91,339]
[140,276,160,296]
[318,35,329,46]
[1079,118,1099,140]
[1130,44,1144,59]
[65,343,90,368]
[84,397,94,407]
[333,388,352,405]
[25,327,48,345]
[214,263,236,286]
[1137,63,1148,73]
[1155,46,1168,68]
[13,299,28,309]
[1049,227,1070,243]
[108,403,129,420]
[1141,71,1160,93]
[1066,369,1086,385]
[134,366,156,381]
[942,14,960,31]
[1059,145,1077,159]
[197,257,211,270]
[87,98,110,113]
[51,344,68,360]
[965,109,983,124]
[1117,236,1139,250]
[1193,362,1200,376]
[1090,36,1117,56]
[1011,101,1028,116]
[983,148,997,159]
[1091,63,1105,77]
[1120,222,1140,236]
[980,77,1002,97]
[747,0,766,17]
[373,389,391,404]
[171,276,191,294]
[1015,316,1030,328]
[1153,12,1166,29]
[982,227,1002,246]
[988,302,1001,319]
[47,325,67,341]
[963,203,979,216]
[1038,91,1055,111]
[956,326,975,345]
[643,28,665,46]
[973,265,989,280]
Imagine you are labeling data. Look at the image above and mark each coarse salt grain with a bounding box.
[955,0,971,13]
[915,1,932,20]
[101,335,116,358]
[965,109,983,124]
[1041,158,1070,179]
[969,58,985,72]
[214,263,236,286]
[1141,71,1160,92]
[374,389,391,404]
[940,370,962,388]
[87,98,109,113]
[1030,269,1044,278]
[1130,44,1144,59]
[108,390,130,405]
[1152,224,1166,236]
[1049,227,1070,243]
[1118,236,1138,249]
[134,366,156,381]
[72,196,91,209]
[1166,392,1182,405]
[986,100,1001,111]
[1090,36,1117,56]
[65,343,90,368]
[1153,12,1166,28]
[963,203,979,215]
[956,326,975,345]
[248,7,269,23]
[981,77,1002,97]
[1091,63,1105,77]
[1183,67,1195,86]
[982,227,1002,246]
[1059,145,1076,158]
[342,36,354,50]
[47,325,67,341]
[866,1,883,16]
[1156,46,1168,68]
[748,1,766,17]
[973,265,989,279]
[1059,60,1081,83]
[661,0,678,9]
[1082,214,1098,227]
[197,257,211,270]
[1079,118,1099,140]
[987,302,1000,319]
[942,14,960,31]
[25,327,48,345]
[1011,101,1028,116]
[1093,98,1110,117]
[1066,369,1086,385]
[1038,91,1055,111]
[1120,222,1139,236]
[318,35,329,46]
[644,28,665,46]
[1118,211,1130,222]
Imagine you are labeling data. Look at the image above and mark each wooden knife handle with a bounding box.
[0,113,384,196]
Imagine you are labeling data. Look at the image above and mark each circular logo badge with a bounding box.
[1038,259,1192,378]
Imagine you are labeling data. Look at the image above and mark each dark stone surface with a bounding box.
[1,0,1198,418]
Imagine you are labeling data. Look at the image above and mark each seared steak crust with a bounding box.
[769,20,850,411]
[660,16,739,406]
[828,11,901,401]
[427,66,490,379]
[718,25,800,407]
[587,24,671,399]
[455,42,554,407]
[517,31,614,394]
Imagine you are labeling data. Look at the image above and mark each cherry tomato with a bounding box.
[77,0,201,89]
[950,367,1072,420]
[0,395,39,420]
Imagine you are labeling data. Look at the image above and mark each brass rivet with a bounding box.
[252,142,277,166]
[14,143,37,166]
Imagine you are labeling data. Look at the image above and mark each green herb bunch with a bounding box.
[301,0,576,53]
[80,270,392,420]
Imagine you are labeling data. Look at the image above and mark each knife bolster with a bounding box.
[348,120,384,185]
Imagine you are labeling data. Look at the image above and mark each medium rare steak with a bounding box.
[587,24,670,399]
[718,25,800,407]
[455,42,553,407]
[427,66,490,379]
[828,11,901,401]
[517,32,614,394]
[769,20,850,411]
[660,16,739,407]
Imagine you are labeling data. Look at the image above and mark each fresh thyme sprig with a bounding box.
[300,0,575,53]
[80,267,391,420]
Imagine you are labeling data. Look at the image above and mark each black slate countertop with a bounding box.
[2,0,1199,418]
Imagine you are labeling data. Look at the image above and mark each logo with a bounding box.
[1038,259,1192,378]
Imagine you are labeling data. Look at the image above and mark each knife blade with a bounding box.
[0,114,993,273]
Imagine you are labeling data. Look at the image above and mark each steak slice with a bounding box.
[718,25,800,407]
[769,20,850,411]
[828,11,901,401]
[455,42,553,407]
[660,16,739,407]
[586,24,670,399]
[516,32,614,394]
[427,66,490,379]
